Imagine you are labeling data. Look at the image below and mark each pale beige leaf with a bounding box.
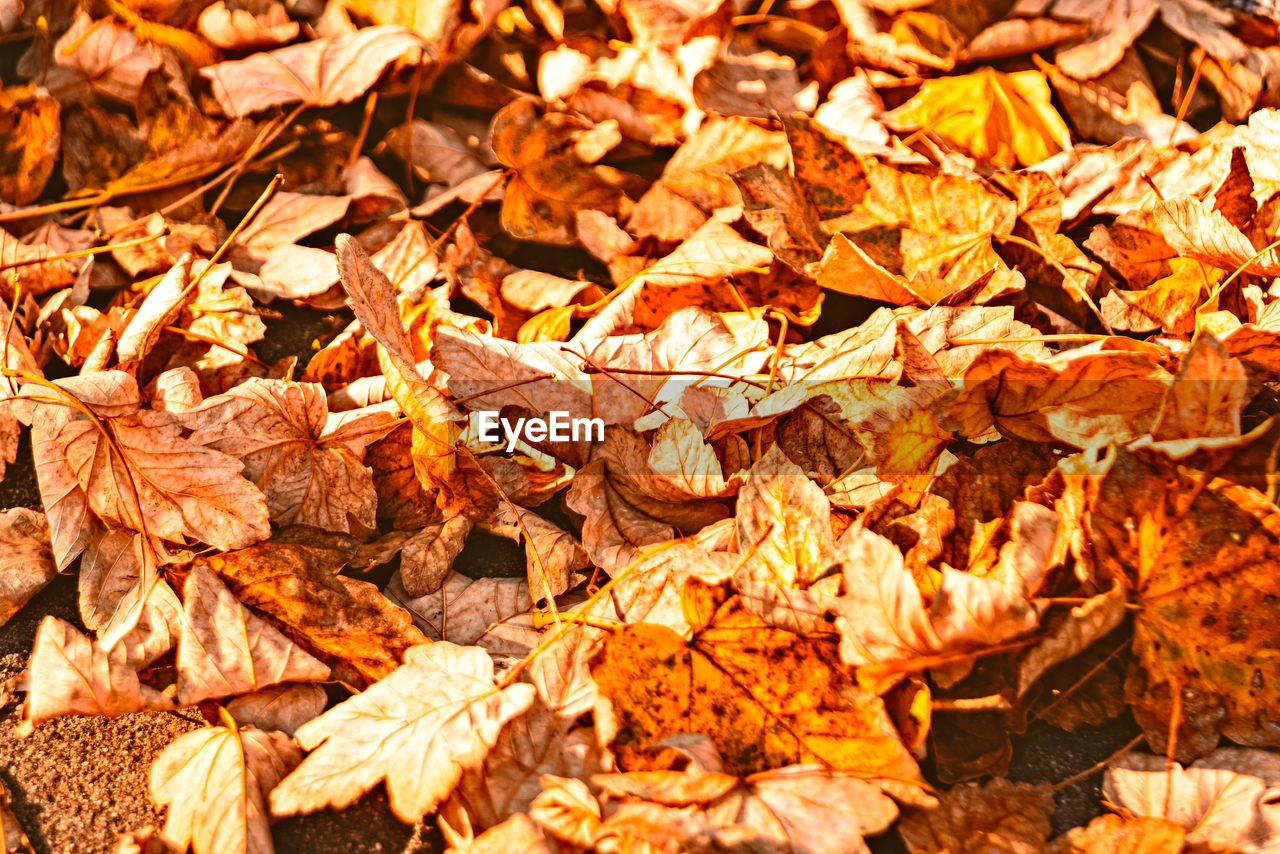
[0,508,56,629]
[236,193,351,255]
[197,0,299,49]
[117,254,194,366]
[448,813,556,854]
[151,726,300,854]
[199,26,427,118]
[25,616,173,725]
[177,565,331,704]
[704,767,900,854]
[1155,197,1280,276]
[735,446,835,587]
[226,683,329,736]
[834,526,940,668]
[1105,748,1280,853]
[269,643,536,822]
[52,12,160,102]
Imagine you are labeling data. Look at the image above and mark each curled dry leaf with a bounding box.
[25,616,173,725]
[182,379,398,535]
[196,541,429,684]
[1104,747,1280,852]
[225,683,329,736]
[176,565,331,704]
[200,27,428,117]
[0,507,56,628]
[151,725,301,854]
[269,643,536,823]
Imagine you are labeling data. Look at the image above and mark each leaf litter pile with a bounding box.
[12,0,1280,851]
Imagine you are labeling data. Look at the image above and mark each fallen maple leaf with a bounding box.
[0,508,56,628]
[884,68,1070,167]
[25,616,173,725]
[151,724,301,854]
[176,565,331,704]
[269,642,536,823]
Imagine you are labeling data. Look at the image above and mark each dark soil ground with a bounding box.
[0,305,1138,853]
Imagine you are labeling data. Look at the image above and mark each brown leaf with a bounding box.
[176,565,330,704]
[199,26,428,117]
[16,371,271,562]
[0,508,56,629]
[182,379,398,535]
[388,569,532,647]
[898,778,1053,854]
[197,542,429,684]
[225,683,328,736]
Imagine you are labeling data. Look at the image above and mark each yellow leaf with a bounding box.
[884,68,1070,168]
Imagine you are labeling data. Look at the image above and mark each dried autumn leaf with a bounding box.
[592,594,926,784]
[1090,447,1280,756]
[898,778,1053,854]
[0,779,32,854]
[15,371,271,561]
[0,507,56,629]
[199,27,428,117]
[1155,197,1280,276]
[1104,748,1280,851]
[884,69,1070,168]
[25,616,173,725]
[388,569,532,647]
[197,541,429,684]
[182,379,397,535]
[176,565,331,704]
[225,683,328,736]
[735,446,836,588]
[1050,814,1186,854]
[0,85,60,205]
[151,725,301,854]
[269,643,536,822]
